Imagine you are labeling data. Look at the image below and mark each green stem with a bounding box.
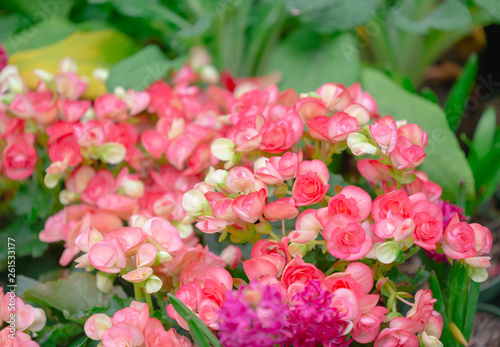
[134,284,143,301]
[145,291,154,313]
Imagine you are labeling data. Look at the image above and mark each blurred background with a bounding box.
[1,0,500,344]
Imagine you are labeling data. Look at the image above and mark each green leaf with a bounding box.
[168,294,222,347]
[23,272,121,321]
[266,29,360,93]
[361,67,475,201]
[110,0,190,29]
[288,0,379,33]
[468,144,500,211]
[429,272,458,347]
[426,0,472,32]
[474,0,500,22]
[419,87,439,104]
[471,106,496,161]
[463,280,480,341]
[88,295,134,317]
[3,17,77,55]
[0,13,25,41]
[188,320,211,347]
[444,53,479,131]
[452,263,469,329]
[106,45,171,92]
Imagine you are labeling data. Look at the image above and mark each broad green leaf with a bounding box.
[9,29,138,99]
[427,0,472,31]
[0,13,25,41]
[444,53,478,131]
[266,29,360,93]
[474,0,500,22]
[429,272,458,347]
[361,68,474,201]
[288,0,379,33]
[2,0,73,19]
[471,106,496,161]
[106,45,171,92]
[3,17,77,54]
[23,272,121,320]
[468,145,500,211]
[168,294,222,347]
[110,0,190,29]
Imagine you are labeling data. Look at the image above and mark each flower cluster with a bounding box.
[0,287,46,346]
[85,300,191,346]
[0,51,495,346]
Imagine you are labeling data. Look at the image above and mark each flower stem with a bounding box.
[134,284,143,301]
[144,291,154,312]
[282,219,286,237]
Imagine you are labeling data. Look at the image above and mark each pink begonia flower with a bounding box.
[136,243,157,268]
[294,97,327,122]
[141,130,168,159]
[141,217,182,253]
[65,165,95,194]
[122,267,153,283]
[198,298,220,329]
[268,150,303,180]
[398,123,428,148]
[323,214,372,261]
[352,294,389,343]
[85,313,113,340]
[258,113,303,153]
[263,197,299,221]
[390,136,426,170]
[232,188,267,223]
[347,82,379,116]
[253,157,284,186]
[80,170,115,205]
[243,258,280,282]
[369,116,398,154]
[29,91,58,125]
[0,327,39,347]
[9,94,35,119]
[344,103,371,126]
[125,89,150,116]
[144,318,193,347]
[410,200,443,251]
[54,72,87,100]
[166,135,196,171]
[374,328,419,347]
[316,83,352,112]
[111,301,149,332]
[101,322,144,347]
[89,238,127,273]
[442,213,477,259]
[213,198,238,224]
[344,262,374,294]
[292,160,330,206]
[195,217,227,234]
[289,209,322,244]
[330,287,360,322]
[226,166,256,193]
[307,112,359,143]
[250,239,289,277]
[220,245,243,269]
[371,190,411,222]
[60,99,91,122]
[74,119,107,147]
[470,222,493,256]
[1,133,37,180]
[357,159,392,185]
[94,94,127,121]
[373,216,415,241]
[281,256,325,296]
[327,185,372,222]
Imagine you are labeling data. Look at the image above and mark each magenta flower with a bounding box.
[217,282,290,347]
[288,281,351,347]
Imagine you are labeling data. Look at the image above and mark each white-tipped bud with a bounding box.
[129,215,149,228]
[211,138,235,161]
[205,168,228,188]
[123,180,145,198]
[200,65,219,84]
[98,142,126,164]
[34,69,54,83]
[376,241,399,264]
[347,133,378,156]
[59,189,78,205]
[182,190,209,214]
[29,308,47,333]
[145,275,162,294]
[92,68,109,81]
